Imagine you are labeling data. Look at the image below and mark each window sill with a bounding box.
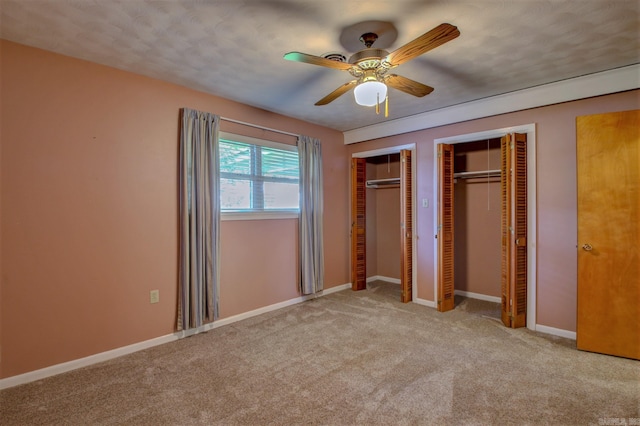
[221,210,299,221]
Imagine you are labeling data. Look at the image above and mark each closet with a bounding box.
[351,150,413,302]
[437,133,527,327]
[453,139,502,301]
[365,154,401,285]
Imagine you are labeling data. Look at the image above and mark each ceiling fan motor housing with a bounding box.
[349,48,391,80]
[349,48,389,67]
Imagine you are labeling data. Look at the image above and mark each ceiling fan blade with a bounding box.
[385,74,434,97]
[284,52,353,71]
[315,80,358,105]
[384,23,460,67]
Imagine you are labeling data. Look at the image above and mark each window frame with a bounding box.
[219,131,299,221]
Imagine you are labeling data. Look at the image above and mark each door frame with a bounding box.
[352,143,417,301]
[433,124,537,330]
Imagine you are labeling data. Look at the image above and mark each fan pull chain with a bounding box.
[385,95,389,118]
[376,93,380,115]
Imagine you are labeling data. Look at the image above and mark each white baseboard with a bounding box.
[322,283,352,294]
[454,290,501,304]
[413,298,436,308]
[453,291,575,339]
[0,282,352,390]
[367,275,401,284]
[535,324,577,340]
[205,283,351,330]
[0,334,179,390]
[368,277,434,307]
[1,281,577,390]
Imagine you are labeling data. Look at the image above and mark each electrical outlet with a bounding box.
[150,290,160,304]
[422,198,429,208]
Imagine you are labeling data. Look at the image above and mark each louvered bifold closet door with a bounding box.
[400,150,413,303]
[351,158,367,291]
[500,136,511,326]
[437,144,455,312]
[511,133,528,327]
[501,133,527,328]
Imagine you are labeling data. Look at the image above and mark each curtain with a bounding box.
[177,108,220,331]
[298,135,324,295]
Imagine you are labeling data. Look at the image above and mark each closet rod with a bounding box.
[367,178,400,184]
[454,169,501,179]
[220,117,299,138]
[366,178,400,188]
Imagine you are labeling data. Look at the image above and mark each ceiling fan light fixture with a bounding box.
[354,80,387,107]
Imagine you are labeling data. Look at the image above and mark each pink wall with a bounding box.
[0,40,349,379]
[364,158,401,281]
[375,160,401,280]
[453,143,501,298]
[365,163,378,278]
[220,220,299,318]
[347,89,639,332]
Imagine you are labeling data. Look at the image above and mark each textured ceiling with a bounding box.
[1,0,639,132]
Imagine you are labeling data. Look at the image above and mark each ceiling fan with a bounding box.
[284,23,460,110]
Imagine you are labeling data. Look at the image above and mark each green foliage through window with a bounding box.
[220,138,299,211]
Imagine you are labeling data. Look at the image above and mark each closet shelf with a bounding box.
[366,178,400,188]
[454,169,501,179]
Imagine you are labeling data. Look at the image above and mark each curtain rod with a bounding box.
[220,117,299,138]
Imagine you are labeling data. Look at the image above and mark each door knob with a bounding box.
[582,243,593,251]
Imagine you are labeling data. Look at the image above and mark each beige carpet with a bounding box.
[1,281,638,425]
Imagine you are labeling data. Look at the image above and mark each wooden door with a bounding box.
[351,157,367,291]
[400,150,413,303]
[437,144,455,311]
[576,110,639,360]
[500,133,527,328]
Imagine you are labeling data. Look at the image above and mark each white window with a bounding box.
[219,132,299,219]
